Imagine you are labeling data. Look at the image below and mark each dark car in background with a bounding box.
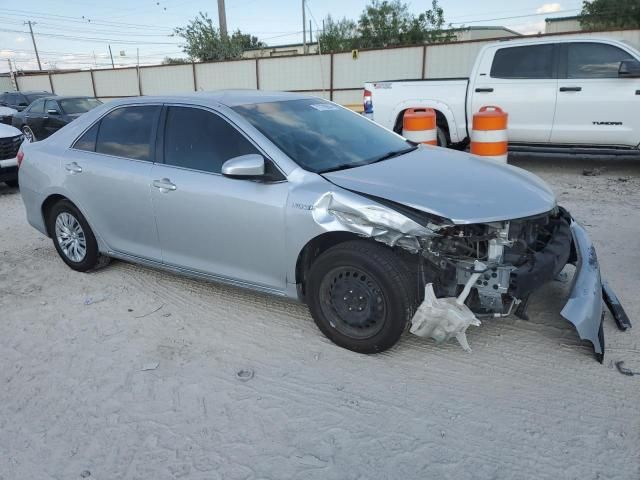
[12,96,102,142]
[0,91,51,112]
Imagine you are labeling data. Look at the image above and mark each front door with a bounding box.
[150,105,289,291]
[64,105,162,260]
[471,43,558,144]
[551,42,640,147]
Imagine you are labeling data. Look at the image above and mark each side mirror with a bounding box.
[18,102,28,107]
[618,59,640,78]
[47,109,60,115]
[221,154,265,179]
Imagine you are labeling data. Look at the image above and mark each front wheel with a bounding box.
[306,240,417,354]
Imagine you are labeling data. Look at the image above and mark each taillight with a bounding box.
[17,150,24,168]
[363,89,373,114]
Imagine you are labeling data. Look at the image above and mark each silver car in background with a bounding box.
[18,91,628,360]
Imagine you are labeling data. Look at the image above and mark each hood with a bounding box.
[322,146,556,224]
[0,106,17,116]
[0,122,21,138]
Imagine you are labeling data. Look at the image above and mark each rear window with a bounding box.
[491,44,556,79]
[25,93,49,104]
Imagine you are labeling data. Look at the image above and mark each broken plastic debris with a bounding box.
[312,191,437,252]
[141,362,159,371]
[410,261,485,351]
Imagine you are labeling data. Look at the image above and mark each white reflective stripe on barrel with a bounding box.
[470,129,508,143]
[402,129,437,143]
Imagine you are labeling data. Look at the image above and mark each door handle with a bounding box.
[152,178,177,192]
[64,162,82,174]
[559,86,582,92]
[475,88,494,93]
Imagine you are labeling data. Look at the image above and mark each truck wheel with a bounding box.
[306,240,417,353]
[436,126,448,147]
[47,199,108,272]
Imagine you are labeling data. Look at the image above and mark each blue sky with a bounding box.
[0,0,583,72]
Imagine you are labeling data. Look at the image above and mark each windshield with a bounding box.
[233,99,412,173]
[60,98,102,114]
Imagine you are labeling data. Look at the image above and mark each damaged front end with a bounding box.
[313,192,629,361]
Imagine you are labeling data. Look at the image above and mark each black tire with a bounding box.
[5,179,18,188]
[47,199,105,272]
[306,240,417,354]
[436,126,448,147]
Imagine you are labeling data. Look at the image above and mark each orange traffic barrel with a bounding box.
[402,108,437,145]
[471,106,508,162]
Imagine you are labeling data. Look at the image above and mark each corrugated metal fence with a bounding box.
[8,28,640,109]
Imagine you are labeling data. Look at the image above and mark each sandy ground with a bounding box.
[1,156,639,480]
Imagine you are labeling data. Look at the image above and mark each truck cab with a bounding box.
[470,38,640,148]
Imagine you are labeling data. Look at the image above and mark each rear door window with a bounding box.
[95,106,161,161]
[163,106,258,173]
[565,42,634,78]
[491,44,556,79]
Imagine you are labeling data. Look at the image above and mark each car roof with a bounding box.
[488,36,635,49]
[109,89,314,108]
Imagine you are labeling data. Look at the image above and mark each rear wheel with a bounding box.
[306,240,417,353]
[47,199,107,272]
[5,179,18,188]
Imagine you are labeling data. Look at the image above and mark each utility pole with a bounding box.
[309,20,312,44]
[108,45,115,68]
[302,0,307,54]
[217,0,228,38]
[25,21,42,71]
[8,59,17,91]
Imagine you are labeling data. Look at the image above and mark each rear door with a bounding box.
[470,43,558,143]
[150,105,289,290]
[64,105,163,260]
[25,99,47,139]
[551,41,640,146]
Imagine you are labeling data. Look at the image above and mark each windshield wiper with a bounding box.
[319,144,418,174]
[368,145,418,164]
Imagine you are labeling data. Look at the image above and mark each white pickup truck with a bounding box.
[364,37,640,153]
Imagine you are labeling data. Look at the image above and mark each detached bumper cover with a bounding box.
[561,220,605,361]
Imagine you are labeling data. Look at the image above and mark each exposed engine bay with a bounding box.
[313,191,630,360]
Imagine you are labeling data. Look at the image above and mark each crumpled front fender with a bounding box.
[561,220,605,362]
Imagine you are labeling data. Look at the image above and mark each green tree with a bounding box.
[173,12,264,61]
[317,0,451,53]
[358,0,451,49]
[231,30,266,50]
[579,0,640,30]
[162,56,191,65]
[318,15,359,52]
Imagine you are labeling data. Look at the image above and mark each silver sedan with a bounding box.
[18,91,625,359]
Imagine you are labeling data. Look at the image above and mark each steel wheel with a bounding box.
[318,266,388,339]
[54,212,87,263]
[22,126,36,143]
